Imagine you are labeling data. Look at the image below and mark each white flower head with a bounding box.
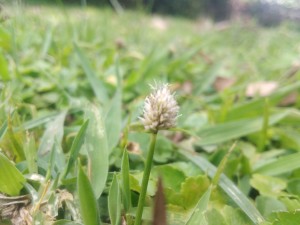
[140,83,180,132]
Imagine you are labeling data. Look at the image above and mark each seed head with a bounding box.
[140,83,179,132]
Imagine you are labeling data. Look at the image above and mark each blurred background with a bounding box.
[7,0,300,26]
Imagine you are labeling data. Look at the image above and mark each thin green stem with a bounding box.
[134,132,158,225]
[212,141,237,186]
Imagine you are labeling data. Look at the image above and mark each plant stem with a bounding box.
[134,132,158,225]
[212,141,237,186]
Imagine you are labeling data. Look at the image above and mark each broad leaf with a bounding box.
[84,104,109,198]
[77,163,100,225]
[0,152,25,196]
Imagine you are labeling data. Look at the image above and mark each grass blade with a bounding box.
[227,81,300,120]
[0,119,7,141]
[38,112,66,160]
[77,162,100,225]
[179,149,264,225]
[14,112,60,132]
[62,120,89,179]
[74,43,108,104]
[105,63,122,151]
[24,132,37,174]
[253,152,300,176]
[186,186,212,225]
[0,152,25,196]
[108,173,121,225]
[121,150,131,212]
[196,111,289,146]
[84,103,109,198]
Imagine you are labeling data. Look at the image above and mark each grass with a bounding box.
[1,2,300,225]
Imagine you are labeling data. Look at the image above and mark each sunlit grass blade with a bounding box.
[40,26,53,58]
[0,51,10,80]
[84,103,109,198]
[0,119,7,141]
[62,120,89,180]
[24,132,37,174]
[7,119,25,162]
[179,149,265,225]
[253,152,300,176]
[108,173,121,225]
[38,112,66,156]
[121,150,131,212]
[14,112,60,132]
[77,162,100,225]
[196,111,289,146]
[74,43,108,104]
[0,152,25,196]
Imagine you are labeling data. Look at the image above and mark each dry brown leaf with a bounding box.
[171,131,185,143]
[182,81,193,95]
[246,81,278,97]
[213,76,236,92]
[127,142,141,155]
[152,177,167,225]
[285,61,300,78]
[279,92,298,106]
[0,194,32,225]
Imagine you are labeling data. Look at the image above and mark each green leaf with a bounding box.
[152,164,187,192]
[166,175,210,209]
[205,208,226,225]
[105,81,122,151]
[0,152,25,196]
[222,206,252,225]
[253,152,300,176]
[77,163,100,225]
[179,149,264,224]
[37,112,66,159]
[84,104,109,198]
[250,174,286,197]
[121,150,131,212]
[255,196,286,218]
[108,173,121,225]
[153,135,174,163]
[287,179,300,196]
[186,186,212,225]
[62,120,89,179]
[272,211,300,225]
[196,111,289,146]
[74,43,108,104]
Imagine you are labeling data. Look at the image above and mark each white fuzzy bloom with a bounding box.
[140,83,179,132]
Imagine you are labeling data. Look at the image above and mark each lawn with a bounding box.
[1,3,300,225]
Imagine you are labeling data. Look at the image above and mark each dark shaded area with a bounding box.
[20,0,231,21]
[12,0,300,25]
